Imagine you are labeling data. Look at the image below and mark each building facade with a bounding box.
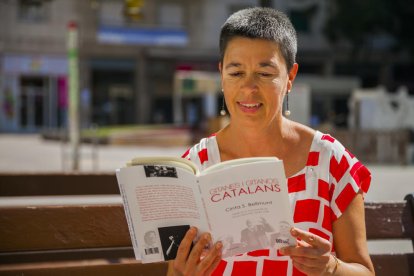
[0,0,408,132]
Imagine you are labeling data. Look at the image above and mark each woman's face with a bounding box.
[220,37,298,129]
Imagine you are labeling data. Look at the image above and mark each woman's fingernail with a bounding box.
[291,228,297,236]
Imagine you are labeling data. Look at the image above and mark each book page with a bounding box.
[116,164,209,263]
[198,159,296,258]
[201,157,279,174]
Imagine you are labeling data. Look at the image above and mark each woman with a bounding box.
[169,7,374,276]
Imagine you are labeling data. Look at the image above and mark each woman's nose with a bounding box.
[241,74,258,91]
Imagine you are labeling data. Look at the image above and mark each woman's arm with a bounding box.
[280,192,374,275]
[330,192,375,275]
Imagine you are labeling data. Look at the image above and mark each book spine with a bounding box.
[118,181,141,260]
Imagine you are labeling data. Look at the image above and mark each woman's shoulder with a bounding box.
[311,130,371,188]
[287,121,316,156]
[288,120,315,142]
[290,121,354,161]
[312,131,350,157]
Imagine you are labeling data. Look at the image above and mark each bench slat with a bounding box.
[0,247,134,264]
[0,173,119,196]
[365,202,414,240]
[0,205,131,252]
[0,259,169,276]
[371,253,414,276]
[1,255,413,276]
[1,202,413,253]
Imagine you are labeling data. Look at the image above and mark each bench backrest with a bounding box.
[0,173,119,196]
[0,200,413,275]
[365,201,414,276]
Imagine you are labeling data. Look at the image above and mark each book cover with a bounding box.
[116,156,296,263]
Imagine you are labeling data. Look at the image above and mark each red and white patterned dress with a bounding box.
[182,131,371,276]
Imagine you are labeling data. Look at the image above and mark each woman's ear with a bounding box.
[287,63,299,91]
[219,62,224,87]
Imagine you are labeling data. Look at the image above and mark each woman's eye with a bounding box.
[259,72,273,77]
[229,72,243,77]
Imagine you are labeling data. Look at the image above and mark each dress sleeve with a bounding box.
[328,139,371,221]
[181,148,191,160]
[180,137,216,171]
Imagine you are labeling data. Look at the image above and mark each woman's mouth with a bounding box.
[237,102,262,113]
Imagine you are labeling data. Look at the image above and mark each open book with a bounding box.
[116,156,296,263]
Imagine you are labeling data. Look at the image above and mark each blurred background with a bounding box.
[0,0,413,185]
[0,0,413,255]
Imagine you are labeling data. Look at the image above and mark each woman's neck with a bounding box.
[217,118,293,160]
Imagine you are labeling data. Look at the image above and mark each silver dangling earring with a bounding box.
[284,91,291,116]
[220,89,227,116]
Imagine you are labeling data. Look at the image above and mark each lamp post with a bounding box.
[67,21,80,171]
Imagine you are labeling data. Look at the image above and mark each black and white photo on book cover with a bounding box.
[116,156,296,263]
[158,225,191,260]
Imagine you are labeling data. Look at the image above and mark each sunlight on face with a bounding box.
[220,37,297,129]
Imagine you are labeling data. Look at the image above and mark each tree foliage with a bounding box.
[324,0,414,57]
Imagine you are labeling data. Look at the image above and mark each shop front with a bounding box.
[0,54,68,132]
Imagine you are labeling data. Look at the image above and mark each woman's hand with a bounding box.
[280,228,338,276]
[169,227,223,276]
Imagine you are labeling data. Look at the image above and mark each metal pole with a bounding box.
[67,21,80,171]
[91,123,99,172]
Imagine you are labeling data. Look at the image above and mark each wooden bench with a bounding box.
[0,198,413,275]
[0,198,169,275]
[364,194,414,276]
[0,173,119,196]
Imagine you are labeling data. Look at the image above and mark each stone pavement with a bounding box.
[0,134,187,173]
[1,133,412,201]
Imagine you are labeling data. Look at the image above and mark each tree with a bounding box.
[324,0,414,58]
[259,0,273,8]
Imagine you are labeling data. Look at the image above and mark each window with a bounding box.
[290,9,313,33]
[99,0,147,25]
[18,0,49,23]
[158,4,183,27]
[289,4,318,33]
[99,0,124,25]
